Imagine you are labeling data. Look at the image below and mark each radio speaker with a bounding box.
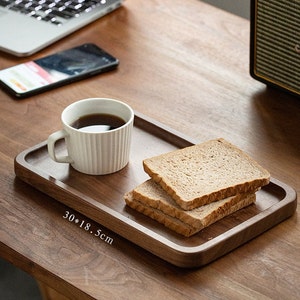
[250,0,300,96]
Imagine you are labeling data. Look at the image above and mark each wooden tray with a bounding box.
[14,112,297,268]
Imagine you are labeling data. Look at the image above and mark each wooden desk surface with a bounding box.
[1,0,299,299]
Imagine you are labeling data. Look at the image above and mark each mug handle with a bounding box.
[47,130,74,163]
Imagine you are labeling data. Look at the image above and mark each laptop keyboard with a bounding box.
[0,0,105,25]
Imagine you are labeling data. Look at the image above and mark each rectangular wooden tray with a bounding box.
[14,112,297,268]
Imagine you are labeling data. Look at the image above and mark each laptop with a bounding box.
[0,0,123,57]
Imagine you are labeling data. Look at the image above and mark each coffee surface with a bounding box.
[71,113,126,132]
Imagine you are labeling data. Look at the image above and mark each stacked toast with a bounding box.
[124,138,270,237]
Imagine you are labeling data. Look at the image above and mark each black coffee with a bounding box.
[71,113,126,132]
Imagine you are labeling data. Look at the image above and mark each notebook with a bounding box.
[0,0,123,57]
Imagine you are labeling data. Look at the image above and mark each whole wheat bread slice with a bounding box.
[124,184,256,237]
[130,179,256,228]
[143,138,270,210]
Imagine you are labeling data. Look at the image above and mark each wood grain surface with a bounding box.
[1,0,299,299]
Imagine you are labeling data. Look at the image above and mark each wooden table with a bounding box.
[1,0,299,299]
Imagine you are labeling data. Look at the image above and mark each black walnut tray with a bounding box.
[14,112,297,268]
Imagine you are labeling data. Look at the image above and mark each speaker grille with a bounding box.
[254,0,300,93]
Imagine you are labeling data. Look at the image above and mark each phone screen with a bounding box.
[0,43,119,98]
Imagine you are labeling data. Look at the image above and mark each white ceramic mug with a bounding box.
[47,98,134,175]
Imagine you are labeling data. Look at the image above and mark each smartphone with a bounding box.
[0,43,119,98]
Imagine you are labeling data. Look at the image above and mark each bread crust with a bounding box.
[132,179,256,228]
[125,189,256,237]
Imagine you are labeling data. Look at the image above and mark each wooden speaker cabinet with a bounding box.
[250,0,300,96]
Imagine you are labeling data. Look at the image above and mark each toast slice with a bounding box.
[125,181,256,237]
[130,179,256,228]
[143,138,270,210]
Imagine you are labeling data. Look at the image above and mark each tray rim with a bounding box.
[14,112,298,267]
